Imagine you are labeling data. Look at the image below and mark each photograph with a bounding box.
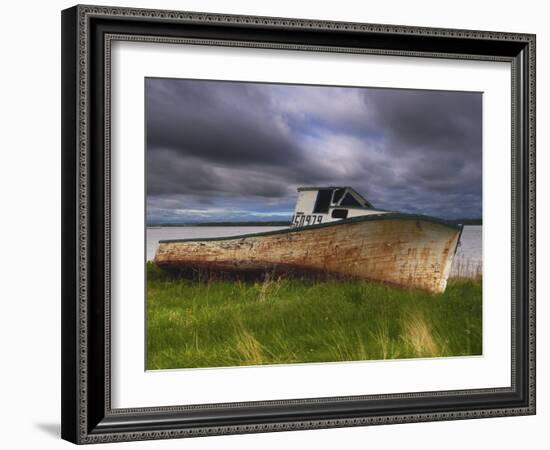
[145,78,483,370]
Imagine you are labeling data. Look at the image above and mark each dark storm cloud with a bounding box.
[146,80,304,169]
[146,78,482,223]
[365,89,481,152]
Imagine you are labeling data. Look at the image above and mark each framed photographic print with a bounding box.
[61,4,536,444]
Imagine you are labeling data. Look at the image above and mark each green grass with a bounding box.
[146,262,482,370]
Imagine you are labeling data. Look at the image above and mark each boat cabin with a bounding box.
[291,187,388,228]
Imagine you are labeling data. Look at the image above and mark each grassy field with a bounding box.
[146,263,482,370]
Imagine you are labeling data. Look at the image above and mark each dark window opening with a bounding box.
[331,209,349,219]
[332,188,345,205]
[313,189,332,214]
[340,193,362,208]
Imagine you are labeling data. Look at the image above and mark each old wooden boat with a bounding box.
[154,187,463,293]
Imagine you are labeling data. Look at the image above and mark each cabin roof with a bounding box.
[297,186,350,192]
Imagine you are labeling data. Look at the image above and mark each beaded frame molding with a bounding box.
[61,4,536,444]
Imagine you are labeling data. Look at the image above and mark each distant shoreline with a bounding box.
[147,221,292,227]
[147,218,482,227]
[449,218,482,225]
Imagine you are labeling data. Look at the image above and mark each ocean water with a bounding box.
[451,225,482,277]
[146,225,482,278]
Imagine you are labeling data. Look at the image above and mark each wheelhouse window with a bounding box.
[331,209,349,219]
[313,189,332,214]
[340,193,362,208]
[332,188,346,205]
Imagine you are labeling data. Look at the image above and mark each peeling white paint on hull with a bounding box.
[154,215,462,294]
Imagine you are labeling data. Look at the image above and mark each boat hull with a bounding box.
[154,215,462,293]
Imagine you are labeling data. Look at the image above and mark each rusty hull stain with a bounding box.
[154,218,462,294]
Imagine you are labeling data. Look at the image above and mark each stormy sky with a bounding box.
[146,78,482,224]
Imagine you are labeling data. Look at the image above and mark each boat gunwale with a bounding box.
[157,213,463,244]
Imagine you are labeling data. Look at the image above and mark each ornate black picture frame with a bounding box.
[61,4,536,444]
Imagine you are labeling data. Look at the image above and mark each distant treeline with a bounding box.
[147,221,292,227]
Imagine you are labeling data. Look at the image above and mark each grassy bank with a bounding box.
[146,263,482,370]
